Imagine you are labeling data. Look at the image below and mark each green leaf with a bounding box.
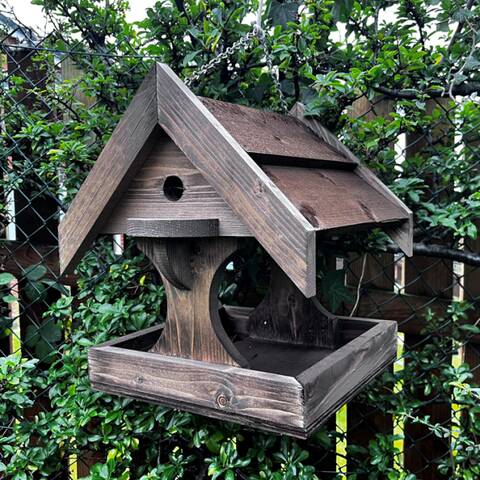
[225,471,235,480]
[269,0,299,28]
[332,0,354,22]
[319,270,353,312]
[0,272,15,286]
[2,295,17,303]
[24,264,47,281]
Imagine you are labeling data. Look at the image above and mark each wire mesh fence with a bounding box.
[1,20,479,480]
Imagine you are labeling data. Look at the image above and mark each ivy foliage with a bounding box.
[0,0,480,479]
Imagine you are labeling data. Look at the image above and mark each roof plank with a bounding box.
[59,66,159,274]
[290,102,413,256]
[200,97,353,166]
[263,166,408,231]
[157,64,317,297]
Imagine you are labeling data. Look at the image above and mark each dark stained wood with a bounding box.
[102,136,249,237]
[345,96,396,479]
[463,222,480,385]
[89,334,306,437]
[137,238,193,290]
[403,98,453,479]
[298,317,397,434]
[138,237,247,366]
[249,262,339,348]
[126,218,219,238]
[347,252,395,291]
[347,286,480,342]
[155,63,317,297]
[0,242,77,285]
[263,165,408,231]
[59,66,159,274]
[346,96,396,292]
[200,97,354,165]
[88,315,396,438]
[290,102,413,256]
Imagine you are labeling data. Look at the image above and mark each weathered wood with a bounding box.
[102,136,249,237]
[200,97,354,165]
[89,315,396,438]
[344,96,396,478]
[263,165,408,231]
[0,242,77,285]
[156,63,317,297]
[298,317,397,434]
[403,98,453,479]
[346,96,396,292]
[347,252,395,291]
[290,102,413,256]
[138,237,247,366]
[463,221,480,384]
[89,334,306,436]
[59,66,159,274]
[249,262,339,348]
[126,218,219,238]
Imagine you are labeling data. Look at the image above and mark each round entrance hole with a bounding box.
[163,175,184,201]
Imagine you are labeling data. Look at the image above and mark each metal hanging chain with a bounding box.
[184,28,258,88]
[184,1,288,112]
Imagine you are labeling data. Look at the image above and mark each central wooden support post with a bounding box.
[137,237,247,366]
[249,262,339,349]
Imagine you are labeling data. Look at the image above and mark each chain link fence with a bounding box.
[1,20,479,480]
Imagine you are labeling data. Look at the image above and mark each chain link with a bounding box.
[184,30,257,87]
[185,25,288,113]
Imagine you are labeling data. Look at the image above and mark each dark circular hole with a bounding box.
[163,175,184,201]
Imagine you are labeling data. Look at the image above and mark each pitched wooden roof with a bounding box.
[200,98,353,166]
[59,63,412,298]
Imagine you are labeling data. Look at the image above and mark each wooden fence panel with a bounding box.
[464,226,480,382]
[346,96,395,478]
[403,98,453,479]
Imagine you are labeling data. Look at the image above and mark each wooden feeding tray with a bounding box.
[89,308,396,438]
[59,63,411,437]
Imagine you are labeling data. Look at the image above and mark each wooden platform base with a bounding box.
[88,310,397,438]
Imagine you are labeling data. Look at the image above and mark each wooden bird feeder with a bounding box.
[59,63,413,438]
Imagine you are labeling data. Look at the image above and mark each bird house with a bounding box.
[59,63,412,438]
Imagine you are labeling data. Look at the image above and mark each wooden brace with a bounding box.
[138,238,339,368]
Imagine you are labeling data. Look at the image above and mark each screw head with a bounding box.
[216,393,229,408]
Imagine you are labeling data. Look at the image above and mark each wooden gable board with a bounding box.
[155,64,317,297]
[59,68,159,274]
[100,134,250,237]
[59,64,317,297]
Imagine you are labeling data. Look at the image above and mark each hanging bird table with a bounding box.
[58,63,413,438]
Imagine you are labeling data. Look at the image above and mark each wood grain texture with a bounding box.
[88,315,397,437]
[59,66,159,274]
[249,262,339,348]
[298,317,397,434]
[464,221,480,384]
[345,96,396,478]
[89,337,306,437]
[290,102,413,256]
[126,218,219,238]
[102,136,250,237]
[155,63,316,297]
[139,238,247,366]
[403,98,453,480]
[200,97,353,165]
[263,165,408,231]
[0,242,77,285]
[137,238,193,290]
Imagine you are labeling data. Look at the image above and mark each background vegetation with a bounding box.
[1,0,480,479]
